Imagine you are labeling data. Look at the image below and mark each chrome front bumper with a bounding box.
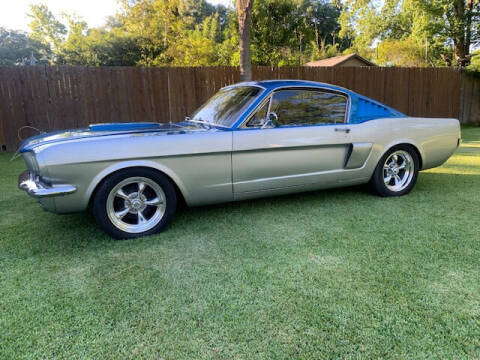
[18,171,77,198]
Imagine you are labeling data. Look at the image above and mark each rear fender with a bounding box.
[380,139,425,169]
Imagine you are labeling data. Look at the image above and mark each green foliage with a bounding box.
[250,0,297,65]
[416,0,480,65]
[0,0,344,67]
[55,15,142,66]
[375,37,451,67]
[58,28,142,66]
[116,0,226,66]
[376,38,427,67]
[1,0,479,67]
[217,10,240,66]
[169,15,222,66]
[250,0,343,66]
[0,27,50,65]
[309,41,340,62]
[468,49,480,71]
[9,0,478,68]
[113,0,344,66]
[27,4,67,63]
[340,0,480,67]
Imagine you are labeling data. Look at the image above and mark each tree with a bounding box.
[0,27,50,65]
[116,0,226,65]
[237,0,254,81]
[217,9,240,65]
[417,0,480,66]
[340,0,480,67]
[250,0,297,65]
[27,4,67,63]
[64,14,142,66]
[304,0,342,53]
[249,0,343,66]
[169,14,222,65]
[19,0,346,68]
[58,26,142,66]
[376,38,430,66]
[467,49,480,70]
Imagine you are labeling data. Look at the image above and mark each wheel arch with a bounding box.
[86,161,189,209]
[379,141,423,170]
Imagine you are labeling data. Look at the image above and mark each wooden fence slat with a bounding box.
[8,68,27,150]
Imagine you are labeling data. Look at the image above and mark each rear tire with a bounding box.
[369,145,419,197]
[92,168,177,239]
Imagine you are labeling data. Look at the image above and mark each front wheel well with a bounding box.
[88,166,186,211]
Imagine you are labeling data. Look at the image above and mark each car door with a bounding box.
[232,88,352,194]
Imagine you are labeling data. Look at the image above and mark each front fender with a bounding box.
[85,160,190,205]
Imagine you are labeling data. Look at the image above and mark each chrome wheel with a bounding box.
[383,150,415,192]
[106,177,166,233]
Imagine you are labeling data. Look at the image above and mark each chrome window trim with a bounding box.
[238,86,351,129]
[221,83,267,91]
[241,96,273,129]
[193,84,267,129]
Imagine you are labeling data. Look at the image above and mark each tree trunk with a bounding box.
[452,0,468,66]
[320,37,326,53]
[465,0,474,56]
[454,40,468,66]
[237,0,254,82]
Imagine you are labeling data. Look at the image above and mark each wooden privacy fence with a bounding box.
[0,65,478,151]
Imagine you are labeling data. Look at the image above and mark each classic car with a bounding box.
[18,80,461,239]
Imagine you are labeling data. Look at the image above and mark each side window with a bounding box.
[245,100,269,127]
[270,89,347,126]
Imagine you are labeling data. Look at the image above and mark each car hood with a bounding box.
[18,122,214,153]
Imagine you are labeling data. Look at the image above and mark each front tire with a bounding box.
[92,168,177,239]
[369,145,419,197]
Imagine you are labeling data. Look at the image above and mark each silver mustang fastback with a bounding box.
[18,80,461,239]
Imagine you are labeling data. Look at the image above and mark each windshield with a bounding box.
[190,86,262,127]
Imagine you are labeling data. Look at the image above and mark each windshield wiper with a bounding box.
[184,117,231,129]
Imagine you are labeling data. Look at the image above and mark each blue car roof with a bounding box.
[228,80,406,125]
[255,79,353,93]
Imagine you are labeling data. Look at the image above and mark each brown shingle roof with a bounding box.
[305,53,376,67]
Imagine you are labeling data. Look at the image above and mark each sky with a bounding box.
[0,0,233,32]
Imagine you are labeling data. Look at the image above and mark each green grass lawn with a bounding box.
[1,127,480,359]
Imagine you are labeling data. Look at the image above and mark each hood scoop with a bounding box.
[89,122,163,132]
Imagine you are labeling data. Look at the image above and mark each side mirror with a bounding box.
[261,112,278,129]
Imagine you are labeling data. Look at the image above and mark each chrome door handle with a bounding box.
[335,128,351,134]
